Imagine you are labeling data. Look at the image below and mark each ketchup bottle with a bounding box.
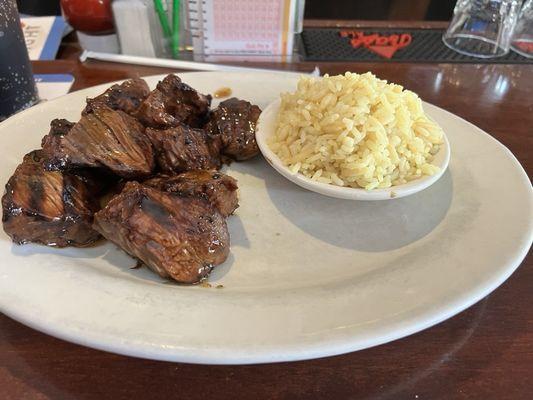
[60,0,119,53]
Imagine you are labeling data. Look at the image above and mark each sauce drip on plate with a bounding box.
[214,87,232,99]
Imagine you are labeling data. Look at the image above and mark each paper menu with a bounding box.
[21,16,66,60]
[34,74,74,101]
[187,0,297,56]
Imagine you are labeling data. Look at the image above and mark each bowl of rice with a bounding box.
[256,72,450,201]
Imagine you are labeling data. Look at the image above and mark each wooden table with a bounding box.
[1,21,532,400]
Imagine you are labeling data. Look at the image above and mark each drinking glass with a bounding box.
[0,0,39,121]
[443,0,521,58]
[511,0,533,57]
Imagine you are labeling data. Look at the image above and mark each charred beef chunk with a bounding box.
[135,74,211,128]
[205,97,261,160]
[49,118,74,135]
[41,104,155,178]
[146,123,221,173]
[93,182,229,283]
[144,170,238,217]
[134,90,173,128]
[2,150,101,247]
[83,78,150,116]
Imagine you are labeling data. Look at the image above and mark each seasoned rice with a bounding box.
[268,72,444,190]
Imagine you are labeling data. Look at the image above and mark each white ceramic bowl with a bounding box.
[256,99,451,201]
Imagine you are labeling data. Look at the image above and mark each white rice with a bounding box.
[268,72,444,190]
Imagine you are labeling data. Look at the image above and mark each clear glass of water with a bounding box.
[443,0,521,58]
[511,0,533,57]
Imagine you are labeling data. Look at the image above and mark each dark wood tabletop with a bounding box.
[1,20,532,400]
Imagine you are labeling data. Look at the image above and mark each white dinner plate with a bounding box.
[0,72,531,364]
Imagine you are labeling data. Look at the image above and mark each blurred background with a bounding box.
[17,0,457,20]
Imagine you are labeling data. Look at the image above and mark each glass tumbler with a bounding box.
[0,0,39,121]
[511,0,533,57]
[443,0,521,58]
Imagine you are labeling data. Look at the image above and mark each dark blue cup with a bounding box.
[0,0,39,121]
